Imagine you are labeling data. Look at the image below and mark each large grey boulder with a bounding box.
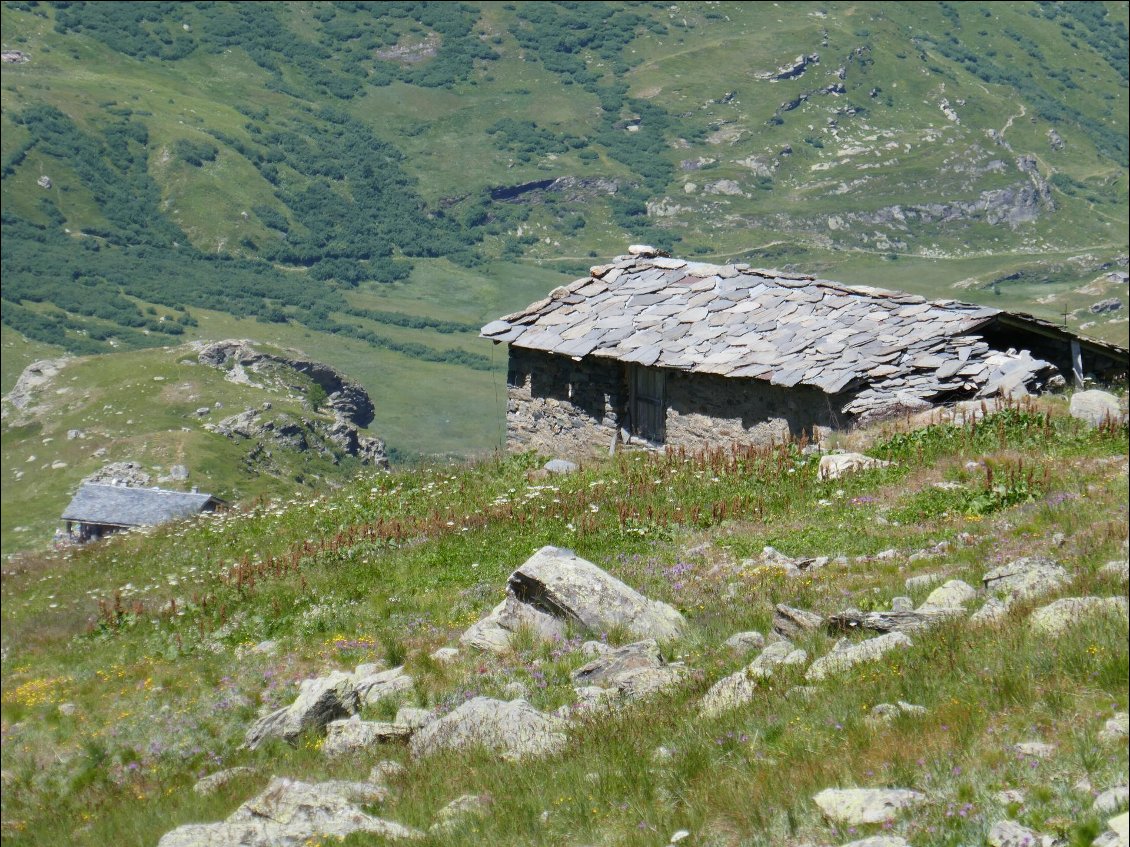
[352,665,414,706]
[1069,390,1126,427]
[460,595,567,653]
[1095,786,1129,815]
[699,640,808,717]
[570,639,685,702]
[245,671,359,750]
[510,546,685,639]
[988,820,1054,847]
[1094,812,1129,847]
[919,579,977,610]
[461,546,684,653]
[409,697,567,760]
[157,777,421,846]
[983,557,1070,603]
[812,787,927,824]
[1029,596,1128,636]
[806,633,913,682]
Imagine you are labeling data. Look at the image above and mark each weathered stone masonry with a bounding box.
[506,347,842,457]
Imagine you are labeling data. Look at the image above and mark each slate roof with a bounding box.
[481,251,1115,417]
[62,484,220,529]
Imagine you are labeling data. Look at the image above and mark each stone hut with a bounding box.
[61,483,223,542]
[481,248,1128,456]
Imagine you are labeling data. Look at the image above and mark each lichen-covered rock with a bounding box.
[429,794,492,834]
[352,665,414,706]
[409,698,567,760]
[806,633,913,682]
[772,603,824,639]
[811,787,926,824]
[571,639,685,702]
[723,631,766,654]
[1094,786,1129,815]
[700,640,808,717]
[323,715,412,757]
[460,594,568,653]
[1029,596,1128,636]
[157,777,420,846]
[982,557,1070,603]
[1069,390,1126,427]
[1100,713,1129,743]
[988,819,1053,847]
[193,766,256,796]
[920,579,977,610]
[245,671,359,750]
[818,452,890,480]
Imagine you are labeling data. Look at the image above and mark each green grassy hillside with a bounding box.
[1,401,1126,845]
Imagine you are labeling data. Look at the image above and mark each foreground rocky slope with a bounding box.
[1,398,1126,846]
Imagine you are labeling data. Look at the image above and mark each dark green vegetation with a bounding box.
[1,402,1126,844]
[1,2,1128,485]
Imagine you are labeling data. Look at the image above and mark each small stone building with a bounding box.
[482,249,1128,456]
[61,483,223,542]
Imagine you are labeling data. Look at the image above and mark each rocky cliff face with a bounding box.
[197,341,388,469]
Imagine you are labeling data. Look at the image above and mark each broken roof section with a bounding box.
[62,484,221,529]
[482,249,1128,418]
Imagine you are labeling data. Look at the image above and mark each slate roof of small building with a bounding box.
[482,250,1127,417]
[62,484,220,529]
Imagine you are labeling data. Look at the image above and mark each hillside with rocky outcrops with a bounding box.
[1,395,1126,846]
[0,340,387,554]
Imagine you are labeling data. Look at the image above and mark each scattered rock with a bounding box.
[543,459,578,475]
[982,557,1070,603]
[700,640,807,717]
[818,452,891,480]
[826,605,963,634]
[462,546,684,653]
[244,671,359,750]
[193,766,257,796]
[772,603,824,639]
[57,702,77,717]
[920,579,977,609]
[1069,391,1126,427]
[1095,786,1129,815]
[806,633,913,681]
[82,461,152,488]
[571,639,685,702]
[430,646,460,663]
[394,707,436,732]
[970,597,1010,626]
[1094,812,1129,847]
[323,715,412,757]
[409,698,567,760]
[905,573,945,591]
[369,760,406,784]
[995,788,1026,806]
[748,546,829,576]
[842,837,911,847]
[1029,596,1128,636]
[461,595,567,654]
[723,631,766,654]
[1100,713,1129,743]
[1091,298,1124,315]
[353,665,413,707]
[158,777,421,846]
[811,787,926,824]
[430,794,492,834]
[868,701,926,723]
[1014,741,1056,759]
[988,819,1054,847]
[167,464,190,481]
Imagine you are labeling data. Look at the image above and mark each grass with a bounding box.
[1,398,1126,845]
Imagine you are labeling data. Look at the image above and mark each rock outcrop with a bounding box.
[409,697,567,760]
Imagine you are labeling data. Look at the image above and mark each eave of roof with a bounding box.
[62,483,220,527]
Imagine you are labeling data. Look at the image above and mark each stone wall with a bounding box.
[505,347,625,457]
[506,348,849,457]
[665,370,843,449]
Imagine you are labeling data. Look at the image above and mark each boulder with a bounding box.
[772,603,824,639]
[723,631,766,654]
[1070,390,1125,427]
[323,715,412,757]
[699,640,807,717]
[919,579,977,609]
[826,606,962,634]
[818,453,890,480]
[510,546,684,639]
[806,633,913,682]
[1094,786,1129,815]
[245,671,359,750]
[1100,560,1130,582]
[982,557,1070,603]
[1094,812,1129,847]
[430,646,460,663]
[1100,713,1129,743]
[571,639,685,702]
[1029,596,1128,636]
[970,597,1009,627]
[811,787,926,824]
[543,459,578,475]
[157,777,421,846]
[353,665,413,706]
[988,820,1053,847]
[409,697,567,760]
[868,701,927,723]
[461,547,684,653]
[460,595,567,654]
[842,838,910,847]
